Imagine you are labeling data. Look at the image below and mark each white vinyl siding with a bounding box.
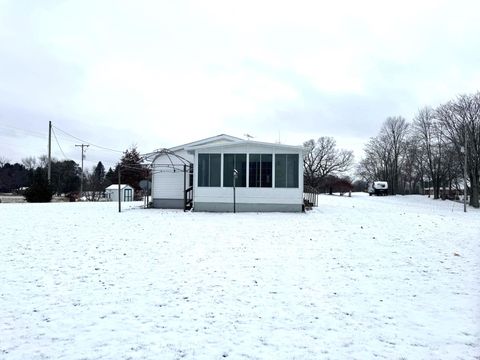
[152,150,193,200]
[152,171,185,199]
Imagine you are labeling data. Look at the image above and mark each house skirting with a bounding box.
[193,202,302,213]
[153,198,184,209]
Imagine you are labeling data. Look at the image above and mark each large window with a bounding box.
[275,154,299,188]
[249,154,272,187]
[224,154,246,187]
[198,154,221,187]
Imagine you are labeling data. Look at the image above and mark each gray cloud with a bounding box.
[1,0,479,167]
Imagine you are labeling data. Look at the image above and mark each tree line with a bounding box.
[356,91,480,208]
[0,146,149,202]
[5,99,476,207]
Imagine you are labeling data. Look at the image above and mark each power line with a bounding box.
[53,125,124,153]
[0,123,47,140]
[2,122,125,154]
[51,127,69,160]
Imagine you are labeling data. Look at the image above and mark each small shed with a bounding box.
[105,184,134,202]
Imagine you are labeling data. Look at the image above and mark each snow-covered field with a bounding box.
[1,194,479,359]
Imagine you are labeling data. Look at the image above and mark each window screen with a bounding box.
[224,154,246,187]
[275,154,299,188]
[198,154,221,187]
[249,154,272,187]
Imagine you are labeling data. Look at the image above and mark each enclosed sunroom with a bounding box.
[149,135,304,212]
[189,140,303,212]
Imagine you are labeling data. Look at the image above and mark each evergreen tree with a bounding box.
[50,160,81,195]
[0,162,30,192]
[86,161,108,201]
[105,167,116,184]
[24,168,53,202]
[118,146,149,190]
[93,161,106,182]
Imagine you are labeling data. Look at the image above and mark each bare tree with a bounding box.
[0,156,11,167]
[437,93,480,208]
[38,155,49,168]
[357,136,390,182]
[358,117,427,195]
[21,156,37,170]
[359,92,478,205]
[400,135,425,194]
[303,137,354,189]
[380,116,409,195]
[413,107,445,198]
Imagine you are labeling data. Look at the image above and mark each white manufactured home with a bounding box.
[149,135,304,212]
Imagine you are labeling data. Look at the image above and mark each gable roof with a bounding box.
[185,139,304,152]
[143,134,243,164]
[169,134,242,152]
[105,184,133,190]
[143,134,242,162]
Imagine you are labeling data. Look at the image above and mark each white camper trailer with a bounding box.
[368,181,389,196]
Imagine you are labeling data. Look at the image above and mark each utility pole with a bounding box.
[118,166,121,213]
[75,144,89,198]
[462,127,467,213]
[48,121,52,183]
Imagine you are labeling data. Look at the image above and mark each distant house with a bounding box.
[147,134,304,212]
[424,186,465,200]
[105,184,134,202]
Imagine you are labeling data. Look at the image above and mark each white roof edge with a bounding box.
[168,134,242,152]
[185,139,305,151]
[105,184,132,190]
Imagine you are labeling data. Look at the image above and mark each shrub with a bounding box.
[24,169,53,203]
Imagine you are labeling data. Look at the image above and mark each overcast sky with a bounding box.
[1,0,479,170]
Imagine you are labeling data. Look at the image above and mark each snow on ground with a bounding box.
[0,194,479,359]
